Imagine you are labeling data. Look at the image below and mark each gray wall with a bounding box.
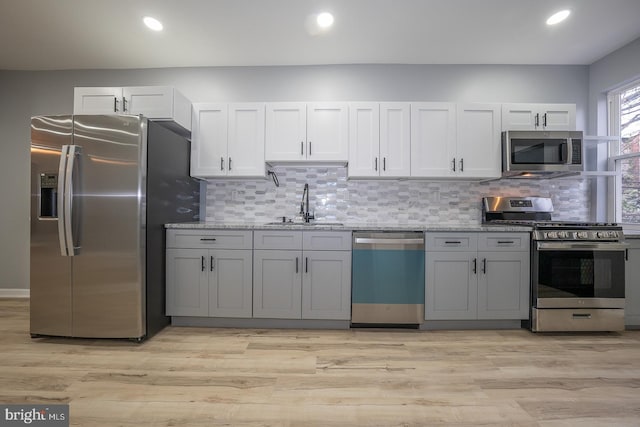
[0,64,589,290]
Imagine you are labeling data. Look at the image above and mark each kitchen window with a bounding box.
[608,80,640,227]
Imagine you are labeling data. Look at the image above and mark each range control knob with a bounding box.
[557,231,569,239]
[577,231,589,239]
[546,231,558,239]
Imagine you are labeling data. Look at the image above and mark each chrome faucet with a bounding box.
[300,183,314,223]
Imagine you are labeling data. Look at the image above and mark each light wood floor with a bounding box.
[2,298,640,426]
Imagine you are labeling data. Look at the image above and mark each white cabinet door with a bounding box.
[307,103,349,161]
[348,103,380,177]
[166,249,209,317]
[209,249,253,318]
[502,103,576,131]
[227,103,265,177]
[122,86,174,118]
[302,251,351,320]
[253,250,302,319]
[501,104,539,131]
[542,104,576,131]
[380,103,411,177]
[73,87,123,114]
[425,251,477,320]
[410,102,456,178]
[477,252,529,320]
[191,103,228,177]
[265,103,307,161]
[456,103,501,179]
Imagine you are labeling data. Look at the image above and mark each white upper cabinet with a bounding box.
[501,103,576,131]
[191,103,265,178]
[348,102,410,178]
[379,103,411,177]
[410,102,500,179]
[265,102,348,163]
[73,87,123,115]
[348,103,380,177]
[411,102,456,178]
[456,103,501,179]
[73,86,192,132]
[227,104,266,177]
[265,103,307,161]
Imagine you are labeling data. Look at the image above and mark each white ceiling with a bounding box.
[2,0,640,71]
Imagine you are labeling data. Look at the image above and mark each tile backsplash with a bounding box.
[204,167,590,224]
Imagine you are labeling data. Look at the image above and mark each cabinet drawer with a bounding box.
[303,231,352,251]
[167,229,252,249]
[254,230,303,250]
[426,233,478,251]
[478,233,529,251]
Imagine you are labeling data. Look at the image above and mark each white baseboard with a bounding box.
[0,289,30,298]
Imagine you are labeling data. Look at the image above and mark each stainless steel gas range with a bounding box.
[483,196,627,332]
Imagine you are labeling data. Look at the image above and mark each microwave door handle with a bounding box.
[565,138,573,164]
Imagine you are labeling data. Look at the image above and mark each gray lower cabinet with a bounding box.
[253,230,351,320]
[625,238,640,327]
[166,229,253,317]
[425,232,530,321]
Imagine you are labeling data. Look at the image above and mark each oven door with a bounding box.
[532,242,627,308]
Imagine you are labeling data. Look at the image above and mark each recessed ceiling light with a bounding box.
[546,10,571,25]
[143,16,163,31]
[316,12,334,29]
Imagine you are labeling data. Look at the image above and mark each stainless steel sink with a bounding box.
[263,221,343,226]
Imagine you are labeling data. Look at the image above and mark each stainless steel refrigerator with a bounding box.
[30,115,199,341]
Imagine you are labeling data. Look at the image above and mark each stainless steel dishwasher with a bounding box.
[351,232,425,326]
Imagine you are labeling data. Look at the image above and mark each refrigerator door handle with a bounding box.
[63,145,81,256]
[57,145,70,256]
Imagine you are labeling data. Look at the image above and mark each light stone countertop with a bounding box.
[165,221,533,233]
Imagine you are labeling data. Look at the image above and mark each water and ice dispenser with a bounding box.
[39,173,58,218]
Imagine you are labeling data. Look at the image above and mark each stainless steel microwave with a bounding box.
[502,130,583,178]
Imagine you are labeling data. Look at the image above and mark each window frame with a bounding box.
[607,79,640,231]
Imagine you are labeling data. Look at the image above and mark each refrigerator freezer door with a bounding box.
[30,116,74,336]
[70,115,146,339]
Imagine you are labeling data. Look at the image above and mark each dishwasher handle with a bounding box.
[354,237,425,245]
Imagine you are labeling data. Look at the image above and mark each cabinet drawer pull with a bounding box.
[220,157,224,171]
[295,257,299,273]
[228,157,232,171]
[309,141,312,156]
[472,258,477,274]
[210,256,215,271]
[200,238,217,241]
[383,157,386,171]
[459,158,464,172]
[497,240,514,244]
[452,157,456,172]
[113,97,119,112]
[482,258,486,274]
[375,157,378,171]
[201,256,205,272]
[445,241,461,244]
[305,257,308,273]
[122,97,128,112]
[572,313,592,319]
[301,141,304,155]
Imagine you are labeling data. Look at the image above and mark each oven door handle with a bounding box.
[536,242,629,251]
